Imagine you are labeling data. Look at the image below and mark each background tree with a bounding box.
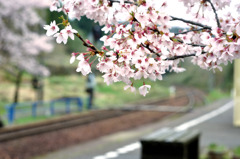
[0,0,53,103]
[0,0,54,127]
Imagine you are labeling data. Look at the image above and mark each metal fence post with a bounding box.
[7,103,16,124]
[50,100,55,116]
[77,98,83,111]
[32,102,38,118]
[65,98,71,114]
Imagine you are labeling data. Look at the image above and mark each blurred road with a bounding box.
[34,99,240,159]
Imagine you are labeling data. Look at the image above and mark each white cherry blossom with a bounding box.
[45,0,240,96]
[124,85,136,93]
[44,20,59,36]
[63,25,78,40]
[139,85,151,96]
[236,23,240,36]
[76,60,92,76]
[54,31,68,44]
[70,53,77,64]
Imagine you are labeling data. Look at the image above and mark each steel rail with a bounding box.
[0,109,134,142]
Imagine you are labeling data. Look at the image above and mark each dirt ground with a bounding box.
[0,86,206,159]
[0,111,172,159]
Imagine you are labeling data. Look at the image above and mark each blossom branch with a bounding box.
[108,0,213,31]
[45,0,240,96]
[175,28,211,35]
[206,0,221,28]
[170,16,212,30]
[186,43,206,47]
[141,43,161,57]
[108,0,138,6]
[165,51,207,60]
[74,33,103,55]
[170,37,206,47]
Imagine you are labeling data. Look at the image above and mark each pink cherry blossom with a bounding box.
[50,0,61,12]
[44,0,240,96]
[97,59,114,73]
[134,68,149,80]
[103,73,114,86]
[139,85,151,96]
[124,85,136,93]
[44,20,59,36]
[76,60,92,76]
[236,23,240,36]
[70,53,77,64]
[54,31,68,44]
[63,25,78,40]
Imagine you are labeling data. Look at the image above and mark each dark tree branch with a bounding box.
[170,16,212,30]
[74,33,103,55]
[175,28,210,35]
[141,43,161,57]
[186,43,206,47]
[206,0,221,28]
[165,51,207,60]
[140,39,206,60]
[73,1,212,61]
[108,0,138,5]
[108,0,213,31]
[170,37,206,47]
[166,53,196,60]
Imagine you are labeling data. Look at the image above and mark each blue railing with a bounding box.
[5,97,83,124]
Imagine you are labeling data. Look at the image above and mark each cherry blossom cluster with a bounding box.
[44,21,78,44]
[179,0,231,11]
[45,0,240,96]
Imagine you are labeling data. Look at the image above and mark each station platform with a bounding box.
[34,98,240,159]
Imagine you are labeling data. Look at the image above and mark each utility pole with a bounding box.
[234,59,240,127]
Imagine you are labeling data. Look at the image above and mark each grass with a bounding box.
[95,79,169,109]
[14,116,50,125]
[0,74,171,125]
[200,144,240,159]
[208,143,227,153]
[206,89,230,103]
[234,146,240,157]
[46,75,171,108]
[0,57,233,125]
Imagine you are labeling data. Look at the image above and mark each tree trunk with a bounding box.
[37,78,44,101]
[13,71,23,103]
[32,76,44,101]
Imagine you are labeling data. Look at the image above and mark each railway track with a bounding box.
[125,86,206,112]
[0,86,207,159]
[0,109,134,142]
[0,86,205,143]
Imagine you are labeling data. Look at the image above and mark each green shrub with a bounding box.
[233,146,240,157]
